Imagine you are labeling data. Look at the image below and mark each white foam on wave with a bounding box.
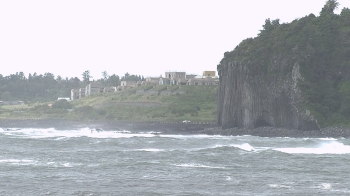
[310,182,350,193]
[158,134,228,140]
[135,148,165,152]
[232,143,255,152]
[274,141,350,154]
[173,163,225,169]
[189,142,262,153]
[319,183,332,190]
[269,184,292,189]
[46,161,83,168]
[318,138,338,141]
[0,159,36,165]
[0,127,157,139]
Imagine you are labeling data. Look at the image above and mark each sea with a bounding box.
[1,127,350,196]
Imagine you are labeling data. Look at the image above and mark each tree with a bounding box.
[102,71,109,81]
[56,75,62,81]
[107,74,120,86]
[259,18,280,36]
[82,70,92,84]
[262,18,273,31]
[1,91,12,100]
[320,0,339,15]
[101,71,109,85]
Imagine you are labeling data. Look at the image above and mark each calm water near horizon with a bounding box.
[1,126,350,195]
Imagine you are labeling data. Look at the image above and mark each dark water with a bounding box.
[1,127,350,195]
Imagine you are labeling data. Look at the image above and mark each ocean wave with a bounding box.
[0,127,157,139]
[273,141,350,154]
[269,184,292,189]
[158,134,226,140]
[173,163,225,169]
[0,159,36,165]
[135,148,165,152]
[232,143,255,152]
[188,143,265,153]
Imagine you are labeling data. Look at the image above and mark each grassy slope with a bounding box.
[0,85,217,123]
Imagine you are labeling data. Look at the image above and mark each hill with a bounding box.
[217,1,350,129]
[0,85,217,123]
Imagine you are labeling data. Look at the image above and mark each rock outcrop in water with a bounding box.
[217,2,350,130]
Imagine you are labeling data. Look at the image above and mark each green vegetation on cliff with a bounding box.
[0,86,217,123]
[219,0,350,127]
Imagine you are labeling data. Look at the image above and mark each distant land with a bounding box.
[0,71,218,125]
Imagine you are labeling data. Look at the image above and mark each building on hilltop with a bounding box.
[177,78,188,85]
[79,88,86,99]
[86,82,103,96]
[186,74,197,79]
[187,77,219,85]
[159,77,170,85]
[143,77,160,86]
[203,71,216,78]
[120,80,137,87]
[103,86,117,93]
[165,72,186,79]
[71,89,79,100]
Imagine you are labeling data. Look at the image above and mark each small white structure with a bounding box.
[71,89,79,100]
[120,81,137,87]
[57,97,70,101]
[79,88,86,99]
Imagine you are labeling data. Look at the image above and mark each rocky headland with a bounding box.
[216,3,350,132]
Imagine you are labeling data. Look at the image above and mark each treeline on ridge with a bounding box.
[0,71,144,102]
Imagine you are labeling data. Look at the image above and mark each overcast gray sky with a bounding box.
[1,0,349,80]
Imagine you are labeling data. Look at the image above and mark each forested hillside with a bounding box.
[218,0,350,128]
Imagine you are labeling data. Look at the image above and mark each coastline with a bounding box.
[1,119,350,138]
[0,119,216,134]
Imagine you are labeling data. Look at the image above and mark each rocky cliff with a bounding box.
[217,56,319,131]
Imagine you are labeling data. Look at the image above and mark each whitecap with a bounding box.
[0,159,36,165]
[0,159,33,163]
[136,148,164,152]
[319,183,332,190]
[269,184,292,189]
[232,143,255,152]
[158,134,229,140]
[318,138,338,141]
[0,127,158,139]
[274,141,350,154]
[173,163,225,169]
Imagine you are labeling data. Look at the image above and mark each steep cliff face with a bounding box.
[217,56,320,131]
